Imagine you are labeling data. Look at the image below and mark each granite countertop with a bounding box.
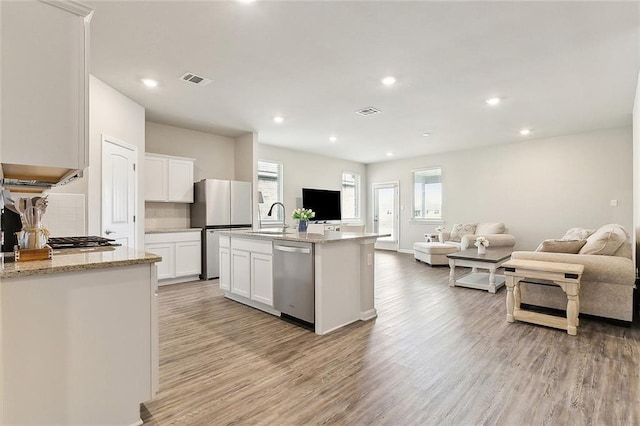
[145,228,201,234]
[1,246,161,279]
[220,229,387,244]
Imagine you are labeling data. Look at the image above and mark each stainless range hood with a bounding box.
[0,163,82,193]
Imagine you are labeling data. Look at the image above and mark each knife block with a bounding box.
[14,245,53,262]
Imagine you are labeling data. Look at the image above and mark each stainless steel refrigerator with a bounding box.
[190,179,253,279]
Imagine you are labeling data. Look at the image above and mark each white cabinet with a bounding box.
[144,153,195,203]
[219,247,231,291]
[145,231,201,285]
[145,242,174,280]
[251,253,273,305]
[221,237,274,309]
[231,250,251,298]
[1,1,92,181]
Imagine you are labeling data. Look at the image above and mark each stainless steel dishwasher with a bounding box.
[273,241,315,324]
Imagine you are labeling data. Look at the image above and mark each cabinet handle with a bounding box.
[105,229,115,235]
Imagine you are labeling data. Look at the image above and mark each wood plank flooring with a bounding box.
[142,251,640,425]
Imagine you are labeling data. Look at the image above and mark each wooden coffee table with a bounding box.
[447,248,513,293]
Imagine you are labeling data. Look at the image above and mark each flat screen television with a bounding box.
[302,188,341,222]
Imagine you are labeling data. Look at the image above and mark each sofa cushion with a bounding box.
[562,227,594,240]
[535,239,587,254]
[578,224,627,255]
[475,222,505,235]
[449,223,477,242]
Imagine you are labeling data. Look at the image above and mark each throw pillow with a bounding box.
[475,222,505,235]
[535,239,587,254]
[449,223,477,242]
[578,224,627,255]
[562,227,595,241]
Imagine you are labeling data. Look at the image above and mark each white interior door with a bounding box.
[373,182,399,251]
[102,135,137,248]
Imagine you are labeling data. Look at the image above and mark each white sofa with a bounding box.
[414,222,516,266]
[439,222,516,251]
[510,224,636,323]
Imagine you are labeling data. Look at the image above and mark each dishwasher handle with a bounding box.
[274,245,311,254]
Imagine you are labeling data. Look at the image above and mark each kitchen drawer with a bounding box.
[145,231,201,244]
[232,238,273,254]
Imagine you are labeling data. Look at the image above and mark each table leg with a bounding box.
[565,282,579,336]
[448,259,456,287]
[488,267,497,293]
[506,276,515,323]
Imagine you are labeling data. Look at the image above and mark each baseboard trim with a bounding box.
[130,419,143,426]
[397,249,413,254]
[360,308,378,321]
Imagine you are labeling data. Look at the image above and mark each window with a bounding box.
[413,167,442,221]
[258,160,283,222]
[341,171,361,221]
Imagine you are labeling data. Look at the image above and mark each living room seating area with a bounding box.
[413,222,516,266]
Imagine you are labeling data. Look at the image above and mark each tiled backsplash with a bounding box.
[43,193,86,237]
[145,202,191,229]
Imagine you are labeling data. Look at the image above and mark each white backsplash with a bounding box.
[145,202,191,229]
[43,193,86,237]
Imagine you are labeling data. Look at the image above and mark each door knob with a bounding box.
[105,229,115,235]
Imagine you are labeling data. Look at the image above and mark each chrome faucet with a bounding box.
[267,202,288,228]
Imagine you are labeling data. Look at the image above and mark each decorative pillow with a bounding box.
[535,239,587,254]
[578,224,627,255]
[449,223,477,242]
[475,222,505,235]
[562,228,594,241]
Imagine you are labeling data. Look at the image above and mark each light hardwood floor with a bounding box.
[142,250,640,425]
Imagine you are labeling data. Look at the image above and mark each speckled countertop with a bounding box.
[220,229,387,244]
[145,228,201,234]
[1,246,161,279]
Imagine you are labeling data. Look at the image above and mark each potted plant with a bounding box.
[292,208,315,232]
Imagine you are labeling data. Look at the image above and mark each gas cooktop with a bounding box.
[47,236,120,249]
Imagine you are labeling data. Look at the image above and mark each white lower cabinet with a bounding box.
[145,231,201,285]
[221,237,274,310]
[231,249,251,298]
[251,253,273,305]
[145,243,174,280]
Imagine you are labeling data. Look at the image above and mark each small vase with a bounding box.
[298,219,308,232]
[477,245,486,255]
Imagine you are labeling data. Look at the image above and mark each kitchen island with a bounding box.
[219,230,385,335]
[0,246,160,425]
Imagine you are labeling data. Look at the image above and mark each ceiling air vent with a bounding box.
[356,107,381,116]
[179,72,212,86]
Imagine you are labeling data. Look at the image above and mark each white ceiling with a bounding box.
[87,1,640,164]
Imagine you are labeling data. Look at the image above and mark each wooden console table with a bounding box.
[502,259,584,335]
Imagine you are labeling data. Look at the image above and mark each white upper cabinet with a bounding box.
[0,0,93,184]
[144,153,195,203]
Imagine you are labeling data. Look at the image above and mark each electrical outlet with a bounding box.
[610,200,618,207]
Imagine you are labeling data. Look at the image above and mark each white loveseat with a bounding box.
[414,222,516,266]
[439,222,517,251]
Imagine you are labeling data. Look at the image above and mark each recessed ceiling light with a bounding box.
[520,128,532,136]
[386,152,393,157]
[381,76,396,86]
[142,78,158,88]
[422,132,431,137]
[329,136,337,142]
[273,116,284,123]
[485,97,501,106]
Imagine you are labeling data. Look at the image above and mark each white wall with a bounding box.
[368,127,633,251]
[235,133,259,227]
[146,121,235,181]
[85,76,145,247]
[633,71,640,269]
[258,144,367,226]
